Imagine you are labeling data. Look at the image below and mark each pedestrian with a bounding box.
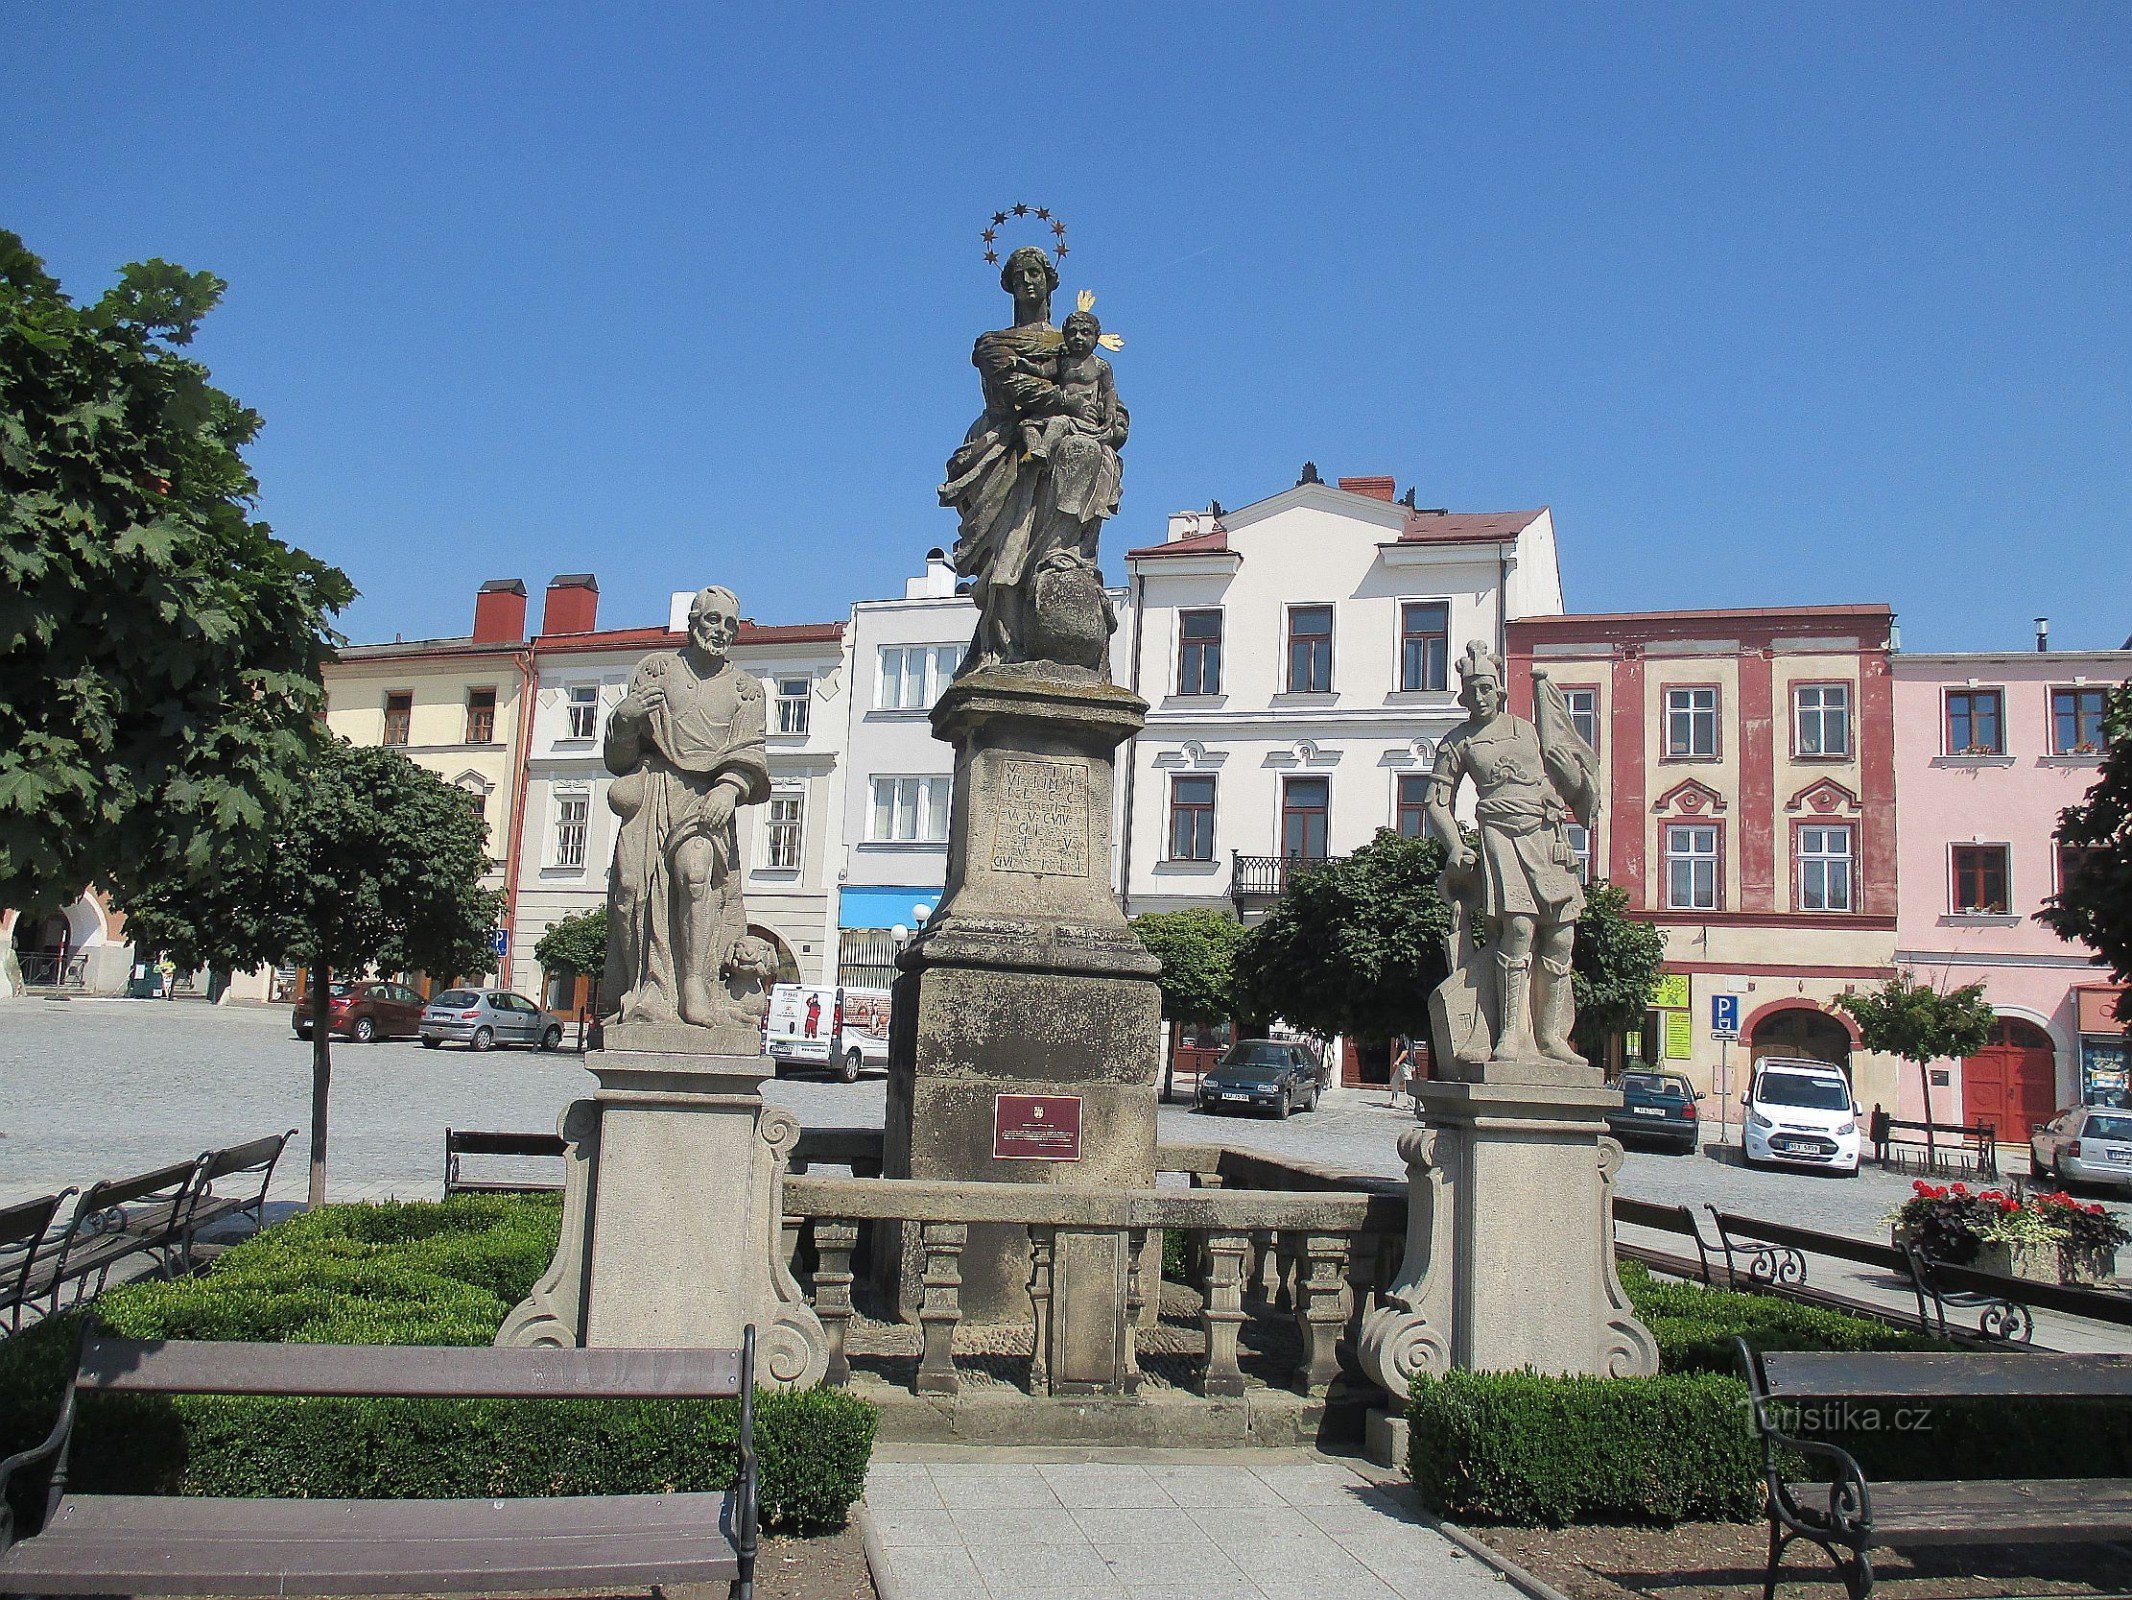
[158,955,177,1000]
[1389,1036,1414,1108]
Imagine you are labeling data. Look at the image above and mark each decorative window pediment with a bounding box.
[1785,777,1860,815]
[1652,777,1728,817]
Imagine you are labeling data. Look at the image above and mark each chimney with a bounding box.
[1338,475,1397,503]
[2035,616,2050,653]
[542,574,599,636]
[1166,510,1206,543]
[904,548,958,600]
[471,578,526,643]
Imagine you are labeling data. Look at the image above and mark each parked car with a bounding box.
[291,980,425,1043]
[1606,1070,1701,1154]
[765,983,892,1082]
[2031,1105,2132,1192]
[1195,1040,1321,1119]
[419,989,564,1052]
[1743,1056,1861,1175]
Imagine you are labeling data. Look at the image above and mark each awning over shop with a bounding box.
[839,885,942,931]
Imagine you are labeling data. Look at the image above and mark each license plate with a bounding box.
[2106,1150,2132,1165]
[1633,1106,1665,1117]
[1774,1138,1820,1154]
[1224,1093,1252,1102]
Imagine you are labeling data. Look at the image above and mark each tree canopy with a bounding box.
[1834,972,1997,1150]
[535,907,609,980]
[1571,880,1671,1047]
[0,230,351,913]
[1130,906,1244,1023]
[2038,679,2132,1031]
[1233,829,1452,1045]
[122,739,500,1203]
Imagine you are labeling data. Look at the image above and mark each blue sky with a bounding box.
[6,3,2126,650]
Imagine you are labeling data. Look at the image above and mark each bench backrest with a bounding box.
[0,1191,66,1252]
[1614,1196,1698,1236]
[1709,1209,1909,1273]
[79,1159,199,1215]
[1919,1253,2132,1329]
[1763,1349,2132,1400]
[76,1335,747,1399]
[197,1130,296,1184]
[446,1130,567,1159]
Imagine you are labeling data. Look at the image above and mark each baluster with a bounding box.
[1275,1229,1303,1313]
[1343,1228,1386,1376]
[1121,1226,1147,1396]
[1027,1225,1056,1396]
[1292,1232,1352,1396]
[916,1220,966,1396]
[1199,1230,1248,1398]
[1248,1227,1279,1305]
[811,1218,859,1388]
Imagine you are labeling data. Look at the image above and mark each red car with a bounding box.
[291,980,426,1043]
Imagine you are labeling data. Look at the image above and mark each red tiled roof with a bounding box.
[1396,509,1545,543]
[533,619,845,652]
[1126,528,1232,559]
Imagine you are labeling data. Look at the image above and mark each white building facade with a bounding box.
[1119,474,1565,923]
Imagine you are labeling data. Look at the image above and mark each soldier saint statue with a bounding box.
[601,585,773,1042]
[940,243,1128,673]
[1424,642,1602,1073]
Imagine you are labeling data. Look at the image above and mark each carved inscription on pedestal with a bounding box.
[991,757,1090,876]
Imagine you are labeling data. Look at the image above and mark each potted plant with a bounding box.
[2034,1191,2130,1286]
[1891,1180,2130,1285]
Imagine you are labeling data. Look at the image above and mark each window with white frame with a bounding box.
[1565,822,1594,884]
[1561,687,1600,752]
[1794,683,1852,758]
[878,644,961,710]
[773,676,811,735]
[870,775,951,843]
[1168,775,1216,861]
[1664,686,1719,758]
[1797,824,1853,911]
[765,790,805,869]
[1398,601,1449,692]
[1664,823,1719,910]
[552,792,589,869]
[564,684,600,740]
[1286,605,1334,694]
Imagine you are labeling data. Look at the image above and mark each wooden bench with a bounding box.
[26,1160,201,1320]
[1868,1108,1999,1179]
[1737,1341,2132,1599]
[0,1191,72,1335]
[1611,1196,1731,1286]
[180,1131,297,1266]
[442,1129,566,1195]
[0,1324,761,1598]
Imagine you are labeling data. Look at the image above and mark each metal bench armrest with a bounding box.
[735,1325,758,1600]
[0,1322,90,1552]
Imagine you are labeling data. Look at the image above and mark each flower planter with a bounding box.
[2062,1247,2119,1288]
[1970,1240,2060,1285]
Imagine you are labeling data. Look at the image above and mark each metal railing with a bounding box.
[15,954,86,989]
[1229,852,1334,902]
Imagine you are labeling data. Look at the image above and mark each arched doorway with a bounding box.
[1963,1017,2059,1139]
[1750,1006,1853,1073]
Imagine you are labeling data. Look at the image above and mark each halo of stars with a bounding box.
[980,204,1068,267]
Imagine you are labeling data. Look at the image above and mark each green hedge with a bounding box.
[1,1195,874,1531]
[1407,1259,2132,1526]
[1409,1368,1760,1524]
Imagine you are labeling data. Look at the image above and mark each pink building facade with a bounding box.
[1892,648,2130,1135]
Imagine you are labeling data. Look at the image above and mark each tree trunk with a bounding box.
[1917,1056,1938,1169]
[308,968,332,1207]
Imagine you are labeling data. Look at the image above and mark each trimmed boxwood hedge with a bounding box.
[1408,1258,2132,1525]
[0,1195,874,1531]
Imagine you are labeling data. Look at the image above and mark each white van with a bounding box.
[1744,1056,1862,1176]
[766,983,892,1083]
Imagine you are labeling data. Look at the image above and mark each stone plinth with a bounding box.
[1357,1080,1657,1389]
[881,665,1162,1367]
[498,1049,828,1388]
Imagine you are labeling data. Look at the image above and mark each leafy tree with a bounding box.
[122,740,500,1204]
[535,907,608,1008]
[1572,880,1670,1058]
[1234,829,1452,1047]
[1834,974,1997,1162]
[2038,679,2132,1032]
[1130,907,1244,1024]
[0,230,352,912]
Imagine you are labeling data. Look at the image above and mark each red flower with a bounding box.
[1950,1183,1970,1197]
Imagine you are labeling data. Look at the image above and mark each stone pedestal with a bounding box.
[498,1049,829,1388]
[1358,1080,1658,1389]
[880,665,1162,1374]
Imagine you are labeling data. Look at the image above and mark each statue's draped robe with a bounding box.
[939,326,1127,664]
[1432,716,1586,928]
[604,653,770,1026]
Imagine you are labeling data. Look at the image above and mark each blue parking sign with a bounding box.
[491,927,510,958]
[1711,993,1740,1038]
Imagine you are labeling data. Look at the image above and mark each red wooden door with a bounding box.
[1963,1018,2060,1140]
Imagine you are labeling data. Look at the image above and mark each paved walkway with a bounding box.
[861,1450,1508,1600]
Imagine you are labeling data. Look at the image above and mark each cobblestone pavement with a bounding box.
[0,996,2087,1251]
[862,1450,1510,1600]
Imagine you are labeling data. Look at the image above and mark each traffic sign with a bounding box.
[491,927,510,958]
[1711,992,1740,1040]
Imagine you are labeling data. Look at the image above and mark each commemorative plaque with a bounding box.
[992,1092,1083,1161]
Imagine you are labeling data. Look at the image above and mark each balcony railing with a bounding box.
[1229,852,1333,903]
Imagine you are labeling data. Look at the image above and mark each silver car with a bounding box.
[419,989,565,1053]
[2032,1105,2132,1191]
